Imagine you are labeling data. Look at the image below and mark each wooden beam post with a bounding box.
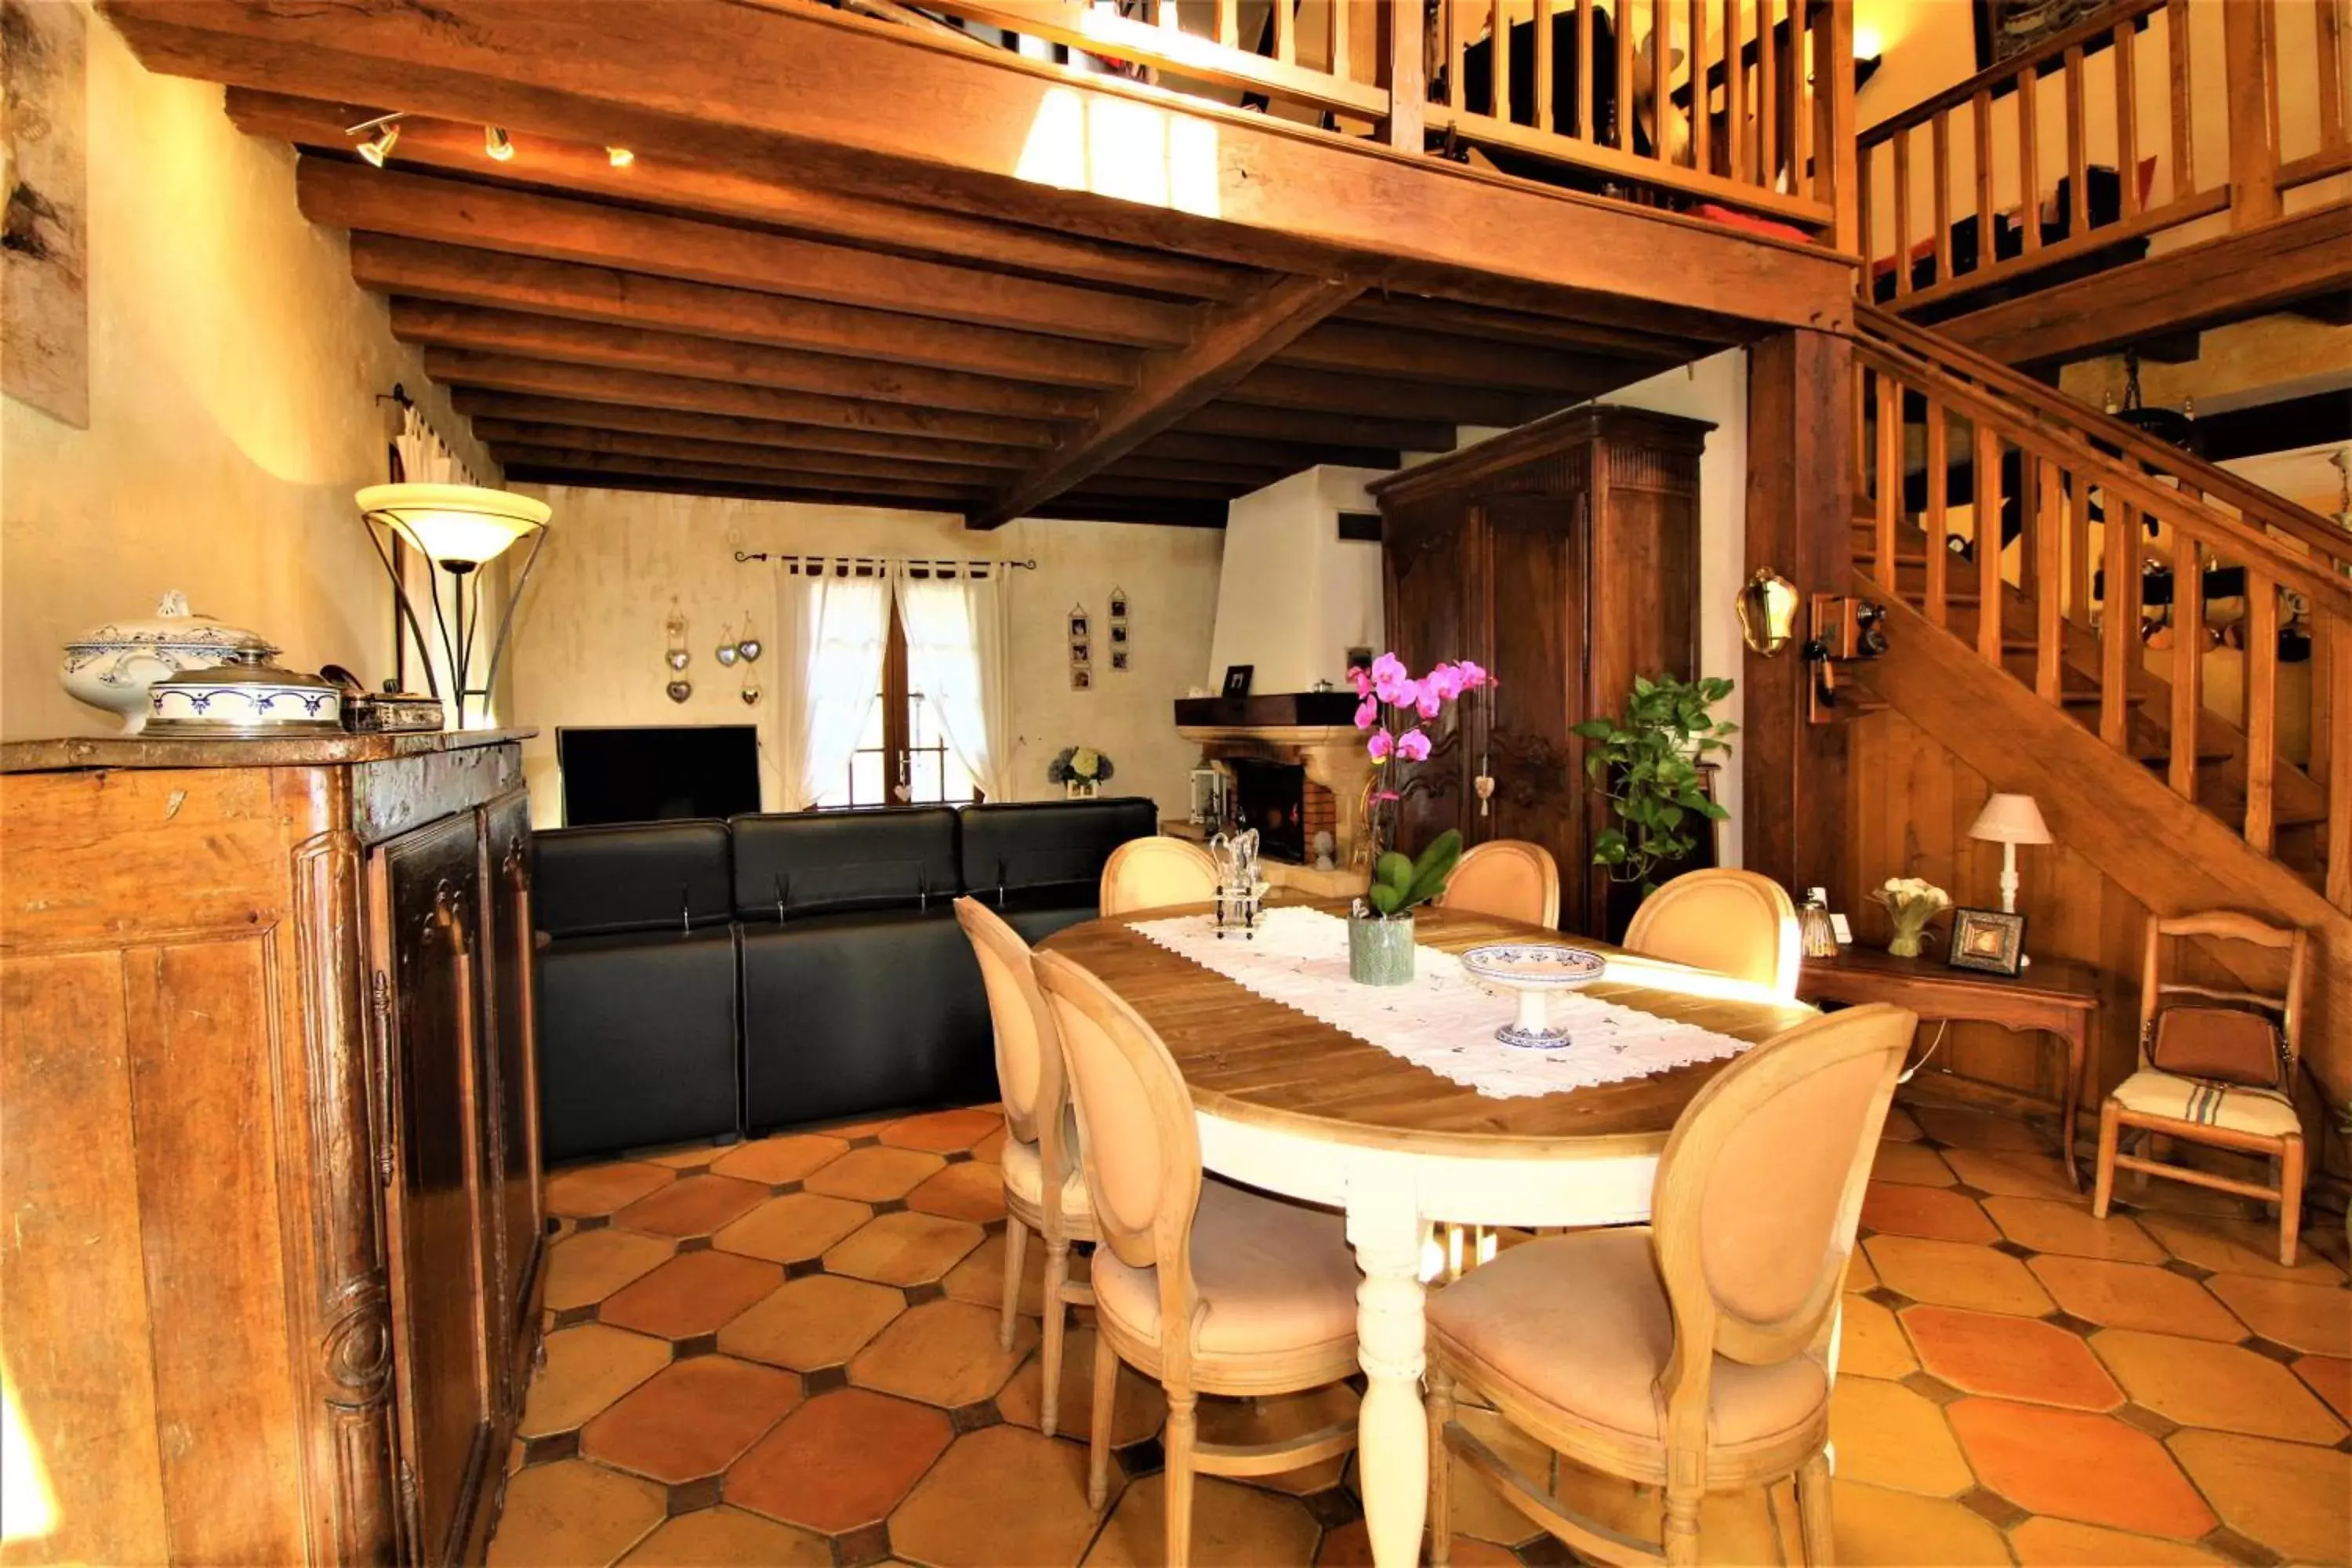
[2223,0,2281,229]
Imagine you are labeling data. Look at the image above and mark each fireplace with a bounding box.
[1228,757,1306,863]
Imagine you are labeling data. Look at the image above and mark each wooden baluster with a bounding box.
[2170,524,2204,799]
[1449,0,1466,111]
[1491,0,1510,118]
[2223,0,2281,227]
[2316,597,2338,789]
[1925,401,1949,628]
[1536,0,1555,132]
[1932,111,1954,288]
[1853,361,1870,501]
[1876,370,1900,595]
[1617,0,1635,151]
[2321,0,2347,151]
[1274,0,1296,62]
[2114,20,2140,219]
[1654,0,1675,163]
[1156,0,1178,27]
[2067,470,2091,630]
[1795,0,1815,202]
[2100,496,2140,750]
[1330,0,1349,82]
[1973,89,1995,277]
[2064,44,2089,236]
[1857,140,1875,280]
[2019,58,2042,253]
[2329,621,2352,909]
[1892,126,1913,295]
[1722,0,1744,180]
[1388,0,1425,151]
[1690,0,1708,172]
[1757,0,1779,188]
[1577,0,1596,141]
[1830,0,1857,255]
[1217,0,1238,48]
[2246,568,2279,853]
[2167,0,2194,197]
[1977,425,2005,666]
[2037,459,2063,702]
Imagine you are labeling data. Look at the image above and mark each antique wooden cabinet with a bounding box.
[1372,405,1711,938]
[0,730,543,1566]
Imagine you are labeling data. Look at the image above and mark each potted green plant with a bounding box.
[1570,673,1737,899]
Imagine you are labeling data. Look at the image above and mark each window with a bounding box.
[816,597,980,808]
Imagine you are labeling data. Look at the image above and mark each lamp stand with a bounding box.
[1998,843,2020,914]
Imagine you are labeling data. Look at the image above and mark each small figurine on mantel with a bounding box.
[1312,829,1337,873]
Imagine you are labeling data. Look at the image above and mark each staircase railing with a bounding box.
[1850,306,2352,911]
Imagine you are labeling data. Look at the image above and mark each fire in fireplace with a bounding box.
[1227,757,1306,863]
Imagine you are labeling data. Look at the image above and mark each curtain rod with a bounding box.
[733,550,1036,570]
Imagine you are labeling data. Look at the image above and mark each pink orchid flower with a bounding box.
[1396,728,1432,763]
[1455,659,1490,689]
[1372,789,1401,804]
[1352,696,1379,731]
[1347,665,1374,698]
[1366,730,1395,761]
[1421,662,1465,702]
[1370,652,1412,704]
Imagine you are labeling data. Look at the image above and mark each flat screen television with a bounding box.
[558,725,762,826]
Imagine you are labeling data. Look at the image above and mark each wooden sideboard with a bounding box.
[0,730,543,1566]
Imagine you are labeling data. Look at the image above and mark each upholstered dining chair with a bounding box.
[1437,839,1562,927]
[953,897,1094,1434]
[1033,949,1362,1566]
[1424,1002,1917,1567]
[2093,910,2310,1265]
[1098,836,1218,916]
[1621,869,1802,998]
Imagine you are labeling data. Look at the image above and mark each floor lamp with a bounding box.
[357,483,552,729]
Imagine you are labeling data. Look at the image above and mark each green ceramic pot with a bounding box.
[1348,910,1417,985]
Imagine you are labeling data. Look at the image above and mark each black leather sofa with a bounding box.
[533,797,1157,1161]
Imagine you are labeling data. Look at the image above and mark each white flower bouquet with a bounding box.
[1871,876,1951,958]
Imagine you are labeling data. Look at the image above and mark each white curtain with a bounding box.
[896,565,1014,804]
[774,562,891,810]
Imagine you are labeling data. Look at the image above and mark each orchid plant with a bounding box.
[1348,652,1493,919]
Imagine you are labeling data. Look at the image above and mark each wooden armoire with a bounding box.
[1372,405,1712,938]
[0,730,543,1566]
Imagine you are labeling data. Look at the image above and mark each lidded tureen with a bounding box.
[59,590,277,733]
[145,648,344,737]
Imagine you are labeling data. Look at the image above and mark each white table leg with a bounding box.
[1348,1165,1428,1568]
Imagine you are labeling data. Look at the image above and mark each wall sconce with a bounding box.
[356,482,553,729]
[1737,568,1801,655]
[1807,593,1890,724]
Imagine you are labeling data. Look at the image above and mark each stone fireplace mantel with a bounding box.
[1177,721,1378,895]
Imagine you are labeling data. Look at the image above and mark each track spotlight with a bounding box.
[346,111,405,167]
[607,145,636,168]
[485,125,515,161]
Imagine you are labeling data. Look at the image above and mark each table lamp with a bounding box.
[1969,793,2051,914]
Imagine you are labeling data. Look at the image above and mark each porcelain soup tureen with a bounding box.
[60,591,277,733]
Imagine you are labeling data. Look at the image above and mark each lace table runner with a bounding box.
[1127,906,1755,1099]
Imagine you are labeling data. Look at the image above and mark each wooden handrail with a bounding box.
[1857,0,2166,147]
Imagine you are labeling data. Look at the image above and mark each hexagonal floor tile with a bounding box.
[1982,1197,2166,1263]
[615,1506,833,1566]
[2295,1354,2352,1422]
[1826,1378,1974,1497]
[581,1356,804,1482]
[643,1142,728,1169]
[1083,1472,1321,1566]
[600,1250,784,1340]
[1900,1305,2120,1410]
[1937,1146,2078,1201]
[2204,1273,2352,1356]
[1442,1405,1554,1546]
[2024,1256,2247,1341]
[1544,1461,1791,1564]
[1869,1142,1957,1187]
[710,1134,852,1186]
[726,1388,953,1535]
[2090,1328,2346,1443]
[1911,1105,2050,1154]
[713,1192,874,1264]
[2169,1428,2351,1563]
[612,1174,768,1239]
[1882,1106,1924,1142]
[849,1298,1036,1409]
[721,1273,908,1372]
[547,1160,674,1218]
[1317,1523,1519,1565]
[1860,1183,1998,1243]
[544,1229,675,1313]
[804,1145,948,1203]
[825,1210,986,1287]
[1826,1479,2011,1566]
[1846,1247,1878,1294]
[2140,1214,2346,1285]
[1196,1385,1359,1494]
[996,1325,1167,1446]
[1863,1236,2053,1316]
[1945,1399,2214,1540]
[1837,1294,1917,1381]
[905,1161,1007,1222]
[889,1425,1099,1566]
[943,1230,1047,1319]
[2002,1517,2226,1565]
[485,1459,666,1566]
[880,1108,1002,1153]
[517,1323,675,1439]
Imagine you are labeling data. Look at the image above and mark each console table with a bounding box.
[1798,947,2100,1187]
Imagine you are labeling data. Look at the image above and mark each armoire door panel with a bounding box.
[480,789,543,1382]
[1382,503,1474,855]
[1479,495,1584,924]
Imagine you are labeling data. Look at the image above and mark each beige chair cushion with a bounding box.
[1093,1179,1359,1358]
[1428,1229,1826,1451]
[1623,871,1800,997]
[2111,1069,2301,1140]
[1099,837,1218,917]
[1440,841,1559,927]
[1000,1135,1092,1221]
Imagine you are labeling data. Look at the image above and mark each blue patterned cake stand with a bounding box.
[1460,943,1608,1050]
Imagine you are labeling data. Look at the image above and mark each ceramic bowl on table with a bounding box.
[1459,942,1608,1049]
[60,590,277,733]
[144,649,344,737]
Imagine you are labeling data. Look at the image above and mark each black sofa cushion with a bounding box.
[539,927,740,1161]
[534,820,733,936]
[957,798,1160,907]
[731,807,961,920]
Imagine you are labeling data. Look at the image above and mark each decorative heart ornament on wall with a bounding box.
[666,679,692,703]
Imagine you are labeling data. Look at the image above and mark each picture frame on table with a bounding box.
[1222,664,1254,699]
[1949,907,2027,975]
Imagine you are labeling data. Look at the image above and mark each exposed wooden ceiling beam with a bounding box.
[1341,292,1722,361]
[499,446,988,499]
[1175,401,1454,455]
[1282,320,1653,393]
[390,299,1098,421]
[227,89,1245,300]
[1100,455,1289,488]
[354,236,1137,389]
[504,465,971,515]
[1134,430,1402,471]
[1225,365,1551,428]
[446,390,1032,469]
[976,274,1363,529]
[469,419,1013,486]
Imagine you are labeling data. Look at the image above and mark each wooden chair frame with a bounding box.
[1098,835,1219,916]
[2092,910,2310,1265]
[1033,949,1359,1566]
[1623,869,1803,998]
[1439,838,1563,927]
[1428,1004,1917,1567]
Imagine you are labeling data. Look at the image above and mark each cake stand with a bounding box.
[1459,943,1609,1049]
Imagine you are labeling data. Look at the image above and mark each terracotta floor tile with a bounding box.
[824,1210,985,1287]
[1196,1385,1360,1494]
[2169,1428,2352,1563]
[1984,1197,2167,1264]
[544,1229,676,1312]
[581,1356,804,1482]
[2205,1273,2352,1356]
[1846,1246,1878,1294]
[2004,1517,2224,1565]
[2294,1354,2352,1422]
[1442,1404,1555,1545]
[1828,1479,2012,1566]
[2027,1255,2248,1341]
[879,1107,1002,1153]
[1544,1461,1791,1563]
[1082,1473,1320,1566]
[1940,1147,2079,1202]
[720,1274,907,1371]
[972,1126,1007,1163]
[517,1323,674,1438]
[904,1160,1008,1223]
[1912,1105,2052,1154]
[1827,1377,1975,1497]
[804,1145,948,1203]
[612,1174,768,1239]
[600,1250,784,1340]
[996,1325,1167,1446]
[1871,1141,1958,1187]
[1317,1522,1517,1565]
[1946,1399,2214,1539]
[848,1298,1036,1409]
[1864,1236,2055,1316]
[2142,1213,2347,1284]
[887,1424,1098,1566]
[1900,1305,2122,1410]
[710,1134,851,1186]
[547,1160,675,1218]
[615,1507,833,1566]
[1861,1182,2000,1243]
[644,1143,728,1168]
[485,1459,666,1566]
[1835,1294,1918,1381]
[1882,1105,1925,1142]
[942,1230,1047,1318]
[725,1388,952,1534]
[712,1192,873,1264]
[2090,1328,2346,1443]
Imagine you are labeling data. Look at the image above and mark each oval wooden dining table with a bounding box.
[1039,899,1818,1568]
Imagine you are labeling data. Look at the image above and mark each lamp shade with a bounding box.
[1969,793,2052,846]
[357,482,550,567]
[1736,567,1801,656]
